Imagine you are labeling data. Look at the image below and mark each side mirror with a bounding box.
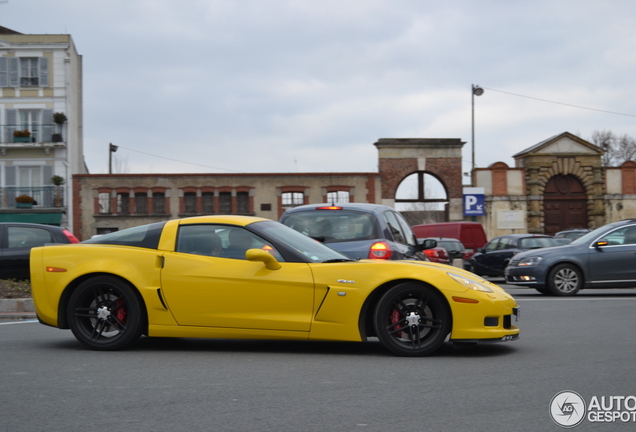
[594,240,609,248]
[418,239,437,250]
[246,248,282,270]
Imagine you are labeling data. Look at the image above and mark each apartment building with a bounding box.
[0,25,85,228]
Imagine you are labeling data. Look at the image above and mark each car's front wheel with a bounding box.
[373,283,451,356]
[547,264,582,296]
[67,276,145,350]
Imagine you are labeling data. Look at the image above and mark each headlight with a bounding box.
[447,272,493,293]
[517,256,543,267]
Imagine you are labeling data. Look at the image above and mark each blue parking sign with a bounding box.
[463,187,485,216]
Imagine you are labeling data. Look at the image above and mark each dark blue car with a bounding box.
[279,203,430,261]
[505,219,636,295]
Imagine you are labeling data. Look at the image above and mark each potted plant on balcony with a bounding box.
[51,175,65,207]
[52,112,67,142]
[13,130,32,143]
[15,194,35,208]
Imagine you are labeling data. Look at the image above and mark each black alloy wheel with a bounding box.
[547,263,583,296]
[67,276,145,350]
[374,282,451,356]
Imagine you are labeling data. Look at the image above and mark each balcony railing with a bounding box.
[1,125,64,144]
[2,187,65,208]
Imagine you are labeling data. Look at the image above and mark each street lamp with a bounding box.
[471,84,484,176]
[109,143,118,174]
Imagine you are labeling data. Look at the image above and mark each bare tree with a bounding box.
[590,130,636,166]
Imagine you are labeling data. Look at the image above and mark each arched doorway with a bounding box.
[394,171,449,225]
[543,174,588,235]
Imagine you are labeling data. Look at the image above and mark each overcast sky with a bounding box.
[3,0,636,179]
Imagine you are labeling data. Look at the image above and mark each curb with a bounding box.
[0,298,36,320]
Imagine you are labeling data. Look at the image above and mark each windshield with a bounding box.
[250,221,352,263]
[568,222,625,246]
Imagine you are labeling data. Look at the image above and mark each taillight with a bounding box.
[63,229,80,244]
[369,241,392,260]
[315,206,342,210]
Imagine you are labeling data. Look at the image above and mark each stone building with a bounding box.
[71,133,636,241]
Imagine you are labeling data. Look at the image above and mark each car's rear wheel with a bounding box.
[374,283,450,356]
[67,276,145,350]
[547,264,582,296]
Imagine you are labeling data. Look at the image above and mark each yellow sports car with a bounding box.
[30,216,519,356]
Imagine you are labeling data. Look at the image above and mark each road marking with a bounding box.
[0,319,38,326]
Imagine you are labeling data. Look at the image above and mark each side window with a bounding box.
[383,211,406,244]
[484,239,499,252]
[176,224,284,261]
[497,237,515,250]
[7,227,53,248]
[394,211,417,246]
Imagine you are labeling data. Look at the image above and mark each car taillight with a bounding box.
[315,206,342,210]
[63,229,80,244]
[369,241,392,260]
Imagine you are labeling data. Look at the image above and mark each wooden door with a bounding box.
[543,175,588,236]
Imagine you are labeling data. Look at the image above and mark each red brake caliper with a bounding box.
[390,309,402,338]
[114,299,127,323]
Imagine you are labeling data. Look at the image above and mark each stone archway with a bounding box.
[374,138,465,221]
[543,174,588,235]
[395,171,450,225]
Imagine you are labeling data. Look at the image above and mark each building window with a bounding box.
[202,192,215,213]
[327,190,350,204]
[237,192,249,213]
[0,56,48,88]
[135,192,148,214]
[117,193,130,214]
[153,192,166,214]
[20,58,40,87]
[282,192,304,210]
[98,192,110,214]
[184,192,197,213]
[219,192,232,213]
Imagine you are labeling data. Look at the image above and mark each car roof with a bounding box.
[0,222,62,229]
[491,234,551,239]
[282,203,395,215]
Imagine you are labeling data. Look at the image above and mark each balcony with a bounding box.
[0,125,66,154]
[1,187,65,209]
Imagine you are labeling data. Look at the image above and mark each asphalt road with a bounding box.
[2,285,636,432]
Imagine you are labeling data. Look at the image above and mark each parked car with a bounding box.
[555,228,591,240]
[30,216,520,356]
[421,245,450,264]
[280,203,433,261]
[506,220,636,295]
[411,222,487,259]
[418,237,470,269]
[0,222,79,280]
[471,234,568,277]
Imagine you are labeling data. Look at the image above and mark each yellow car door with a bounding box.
[160,252,315,332]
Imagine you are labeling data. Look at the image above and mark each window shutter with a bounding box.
[0,57,7,87]
[6,109,17,140]
[42,109,53,141]
[5,165,16,187]
[42,165,53,184]
[39,57,49,87]
[9,57,18,87]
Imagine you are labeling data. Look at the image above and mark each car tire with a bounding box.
[547,264,582,296]
[67,276,146,350]
[373,282,451,357]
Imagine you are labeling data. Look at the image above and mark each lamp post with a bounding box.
[471,84,484,176]
[109,143,118,174]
